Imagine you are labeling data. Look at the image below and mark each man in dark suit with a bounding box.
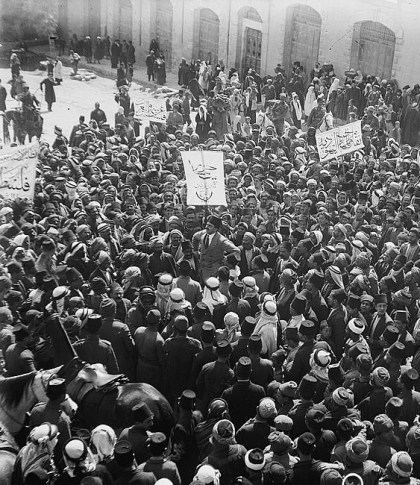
[368,293,393,360]
[148,237,177,283]
[178,240,200,282]
[400,227,420,263]
[247,335,274,391]
[230,316,255,367]
[195,215,240,284]
[286,320,317,384]
[222,356,265,429]
[238,232,261,279]
[162,315,201,407]
[326,288,348,356]
[73,314,119,374]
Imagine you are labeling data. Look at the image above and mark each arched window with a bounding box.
[193,8,220,65]
[236,6,263,75]
[283,4,322,77]
[350,21,396,80]
[156,0,173,68]
[118,0,133,42]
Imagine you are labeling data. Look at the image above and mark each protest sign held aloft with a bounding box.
[316,120,364,162]
[181,151,226,207]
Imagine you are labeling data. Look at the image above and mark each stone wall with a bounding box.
[59,0,420,84]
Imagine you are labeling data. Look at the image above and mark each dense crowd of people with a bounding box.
[4,36,420,485]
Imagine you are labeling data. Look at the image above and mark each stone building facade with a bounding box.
[58,0,420,84]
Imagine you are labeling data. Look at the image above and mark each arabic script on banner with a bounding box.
[134,97,167,122]
[316,121,364,162]
[181,151,227,206]
[0,142,38,199]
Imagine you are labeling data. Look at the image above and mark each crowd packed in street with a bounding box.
[2,31,420,485]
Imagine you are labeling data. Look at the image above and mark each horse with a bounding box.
[0,421,19,485]
[0,371,50,436]
[45,316,175,435]
[256,109,291,136]
[4,108,43,145]
[317,111,334,133]
[256,110,275,133]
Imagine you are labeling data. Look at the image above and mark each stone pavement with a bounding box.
[28,45,180,92]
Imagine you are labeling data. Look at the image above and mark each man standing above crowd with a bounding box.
[195,215,240,283]
[90,102,107,127]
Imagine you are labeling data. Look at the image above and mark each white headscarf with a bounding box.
[224,312,240,343]
[253,300,278,357]
[292,92,303,121]
[198,105,208,121]
[327,265,345,290]
[202,278,227,314]
[326,78,340,105]
[155,274,174,314]
[165,288,191,315]
[91,424,117,463]
[122,266,141,292]
[304,86,316,116]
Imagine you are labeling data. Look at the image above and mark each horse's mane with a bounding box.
[0,371,36,407]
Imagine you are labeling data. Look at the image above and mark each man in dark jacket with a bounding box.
[196,339,234,413]
[230,316,255,367]
[162,315,201,406]
[73,314,120,374]
[287,320,317,384]
[90,102,107,127]
[222,356,266,429]
[189,321,217,389]
[99,298,135,381]
[235,397,276,450]
[247,334,274,390]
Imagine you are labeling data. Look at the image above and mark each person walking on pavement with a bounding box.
[40,73,57,111]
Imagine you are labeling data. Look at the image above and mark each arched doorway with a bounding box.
[155,0,173,69]
[350,21,396,80]
[118,0,133,41]
[283,4,321,77]
[193,8,220,65]
[86,0,101,38]
[236,6,263,76]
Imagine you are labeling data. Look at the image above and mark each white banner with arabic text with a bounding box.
[0,142,38,200]
[316,120,364,162]
[181,151,227,206]
[133,96,167,122]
